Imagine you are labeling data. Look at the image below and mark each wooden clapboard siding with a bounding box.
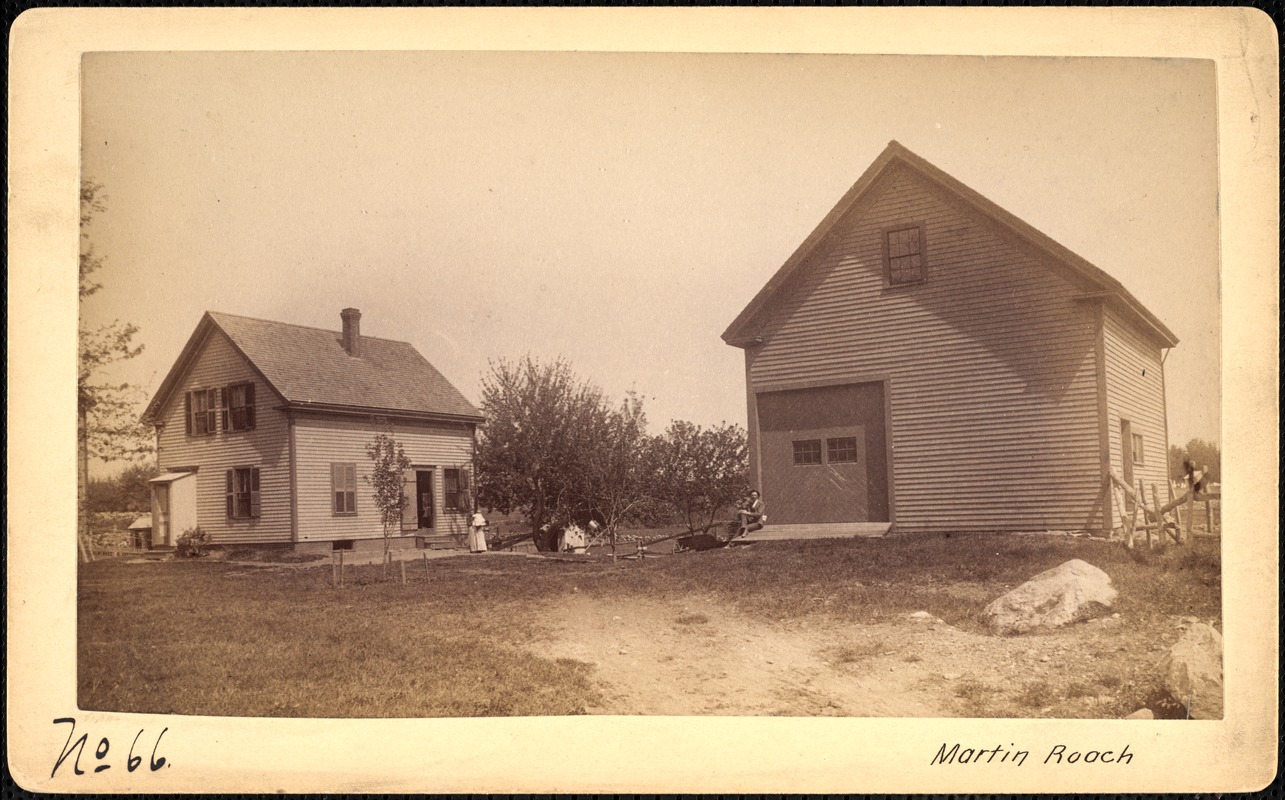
[292,415,473,542]
[749,165,1105,532]
[154,329,292,544]
[1102,308,1169,514]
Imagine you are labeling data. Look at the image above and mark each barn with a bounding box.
[723,141,1178,537]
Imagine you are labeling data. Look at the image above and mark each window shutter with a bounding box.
[185,393,193,435]
[225,470,234,517]
[246,383,256,429]
[206,388,218,433]
[250,467,261,518]
[459,469,470,512]
[220,387,229,432]
[401,469,418,531]
[344,464,356,513]
[331,463,344,513]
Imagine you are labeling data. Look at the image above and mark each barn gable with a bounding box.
[723,141,1178,350]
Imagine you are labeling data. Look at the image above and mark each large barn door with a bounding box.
[756,382,889,524]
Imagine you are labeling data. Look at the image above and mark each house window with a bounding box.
[827,436,859,463]
[185,389,218,435]
[226,466,261,519]
[331,463,357,515]
[444,468,469,512]
[884,225,925,285]
[792,439,822,466]
[1131,433,1145,465]
[223,382,257,432]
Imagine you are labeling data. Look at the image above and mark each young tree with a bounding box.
[650,420,749,535]
[475,356,608,551]
[79,180,152,544]
[366,430,411,577]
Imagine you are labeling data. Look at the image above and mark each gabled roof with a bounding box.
[144,312,484,423]
[722,140,1179,349]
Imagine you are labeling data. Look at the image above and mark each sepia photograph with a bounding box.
[8,8,1277,794]
[76,49,1221,722]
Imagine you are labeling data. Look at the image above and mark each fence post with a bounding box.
[1183,489,1195,544]
[424,551,430,577]
[331,552,338,587]
[1205,499,1214,535]
[400,558,406,585]
[1151,483,1167,551]
[339,549,345,588]
[1111,483,1131,548]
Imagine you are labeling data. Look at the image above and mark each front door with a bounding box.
[416,470,435,530]
[152,483,171,546]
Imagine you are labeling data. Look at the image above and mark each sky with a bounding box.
[80,51,1220,476]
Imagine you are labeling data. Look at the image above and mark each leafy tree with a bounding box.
[365,430,411,577]
[475,356,608,551]
[564,392,652,557]
[86,461,159,512]
[79,180,152,544]
[649,420,749,535]
[1169,438,1221,483]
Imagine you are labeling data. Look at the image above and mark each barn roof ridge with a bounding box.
[721,140,1179,348]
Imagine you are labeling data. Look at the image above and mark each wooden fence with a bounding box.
[1108,472,1220,549]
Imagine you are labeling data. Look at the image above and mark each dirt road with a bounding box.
[530,594,967,716]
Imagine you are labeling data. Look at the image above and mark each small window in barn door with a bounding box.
[792,439,823,466]
[1131,433,1145,465]
[884,225,926,286]
[331,463,357,515]
[826,436,859,463]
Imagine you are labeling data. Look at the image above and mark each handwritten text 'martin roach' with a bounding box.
[931,743,1133,767]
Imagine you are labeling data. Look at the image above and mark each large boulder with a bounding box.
[1159,622,1223,719]
[982,559,1117,635]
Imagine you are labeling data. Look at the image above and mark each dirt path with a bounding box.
[529,594,971,716]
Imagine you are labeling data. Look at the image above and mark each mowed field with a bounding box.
[79,534,1220,718]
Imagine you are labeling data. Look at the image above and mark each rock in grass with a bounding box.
[1124,708,1154,720]
[1159,622,1223,720]
[981,559,1118,635]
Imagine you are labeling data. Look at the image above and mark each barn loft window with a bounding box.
[1131,433,1145,465]
[185,389,218,436]
[223,382,257,432]
[331,463,357,515]
[884,225,925,285]
[226,466,261,519]
[827,437,859,463]
[792,439,823,466]
[444,468,469,512]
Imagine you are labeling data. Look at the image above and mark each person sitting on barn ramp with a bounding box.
[729,489,766,541]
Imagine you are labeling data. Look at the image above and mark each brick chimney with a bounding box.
[340,308,362,356]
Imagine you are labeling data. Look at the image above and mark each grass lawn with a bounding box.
[79,533,1220,718]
